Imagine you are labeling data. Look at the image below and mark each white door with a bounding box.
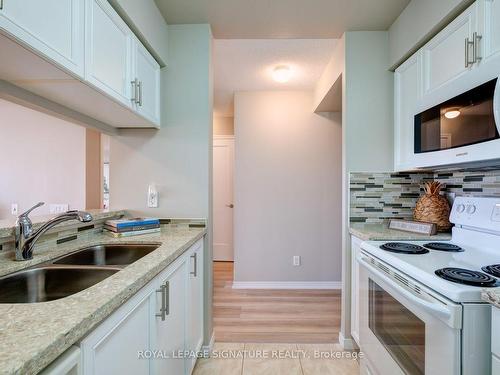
[133,37,161,125]
[0,0,85,77]
[85,0,132,107]
[186,242,204,374]
[213,137,234,261]
[152,260,187,375]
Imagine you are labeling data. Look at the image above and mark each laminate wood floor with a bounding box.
[213,262,341,343]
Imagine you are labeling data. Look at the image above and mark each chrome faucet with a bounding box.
[15,202,93,261]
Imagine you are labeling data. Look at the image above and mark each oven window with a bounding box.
[414,78,498,153]
[369,279,425,375]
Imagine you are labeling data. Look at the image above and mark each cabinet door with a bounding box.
[422,2,478,95]
[394,52,421,171]
[186,242,204,373]
[493,355,500,375]
[81,290,153,375]
[350,236,362,345]
[85,0,132,107]
[133,39,161,126]
[0,0,84,77]
[152,259,187,375]
[481,0,500,63]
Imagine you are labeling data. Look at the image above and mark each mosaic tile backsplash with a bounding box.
[350,168,500,223]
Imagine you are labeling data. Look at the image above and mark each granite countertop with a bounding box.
[0,225,206,375]
[349,223,452,241]
[482,289,500,309]
[0,209,126,240]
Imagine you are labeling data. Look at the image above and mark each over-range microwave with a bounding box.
[413,76,500,169]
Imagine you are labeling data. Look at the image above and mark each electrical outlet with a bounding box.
[293,256,301,266]
[50,204,69,214]
[11,203,18,215]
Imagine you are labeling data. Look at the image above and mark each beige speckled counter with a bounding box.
[349,223,452,241]
[0,225,206,375]
[482,289,500,309]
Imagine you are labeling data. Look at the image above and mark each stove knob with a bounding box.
[456,204,466,213]
[466,204,477,214]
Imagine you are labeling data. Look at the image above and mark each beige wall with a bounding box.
[0,99,86,219]
[213,116,234,136]
[233,91,342,283]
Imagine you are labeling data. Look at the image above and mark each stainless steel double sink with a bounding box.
[0,243,160,304]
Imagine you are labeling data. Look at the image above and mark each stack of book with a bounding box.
[104,218,161,237]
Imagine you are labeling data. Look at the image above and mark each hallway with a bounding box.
[212,262,342,343]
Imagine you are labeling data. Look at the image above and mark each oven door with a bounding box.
[357,252,462,375]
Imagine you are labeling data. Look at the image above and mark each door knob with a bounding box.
[226,204,234,208]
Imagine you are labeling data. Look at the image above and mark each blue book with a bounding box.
[106,218,160,229]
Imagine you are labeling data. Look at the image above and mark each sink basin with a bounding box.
[53,244,160,266]
[0,267,119,303]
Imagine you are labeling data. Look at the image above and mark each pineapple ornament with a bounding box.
[414,181,452,232]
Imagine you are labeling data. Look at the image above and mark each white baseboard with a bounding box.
[201,332,215,353]
[232,281,342,290]
[339,332,358,350]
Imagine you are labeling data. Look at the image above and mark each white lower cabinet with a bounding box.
[152,258,187,375]
[79,239,204,375]
[186,242,204,374]
[492,307,500,374]
[350,235,362,345]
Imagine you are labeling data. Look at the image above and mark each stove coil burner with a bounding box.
[435,267,499,287]
[380,242,429,255]
[424,243,464,252]
[482,264,500,278]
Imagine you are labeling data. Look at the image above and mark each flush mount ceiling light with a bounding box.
[272,65,292,83]
[444,108,461,119]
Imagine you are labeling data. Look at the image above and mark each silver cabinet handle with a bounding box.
[190,253,198,277]
[138,81,143,107]
[155,284,167,321]
[164,281,170,315]
[130,79,138,103]
[473,32,482,63]
[465,37,474,68]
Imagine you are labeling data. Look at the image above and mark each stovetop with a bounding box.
[361,234,500,303]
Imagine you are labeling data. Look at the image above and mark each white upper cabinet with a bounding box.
[480,0,500,63]
[132,38,161,125]
[394,52,421,171]
[0,0,85,78]
[422,1,479,95]
[85,0,132,107]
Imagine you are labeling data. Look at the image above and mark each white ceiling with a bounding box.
[155,0,410,39]
[213,39,337,117]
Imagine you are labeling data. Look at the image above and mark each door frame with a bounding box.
[212,135,235,262]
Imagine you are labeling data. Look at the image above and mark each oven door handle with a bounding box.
[358,254,461,328]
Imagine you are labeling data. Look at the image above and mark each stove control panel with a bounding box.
[451,197,500,231]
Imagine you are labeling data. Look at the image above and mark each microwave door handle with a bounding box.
[358,255,458,326]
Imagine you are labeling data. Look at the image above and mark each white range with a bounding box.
[358,196,500,375]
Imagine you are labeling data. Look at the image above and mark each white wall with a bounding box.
[0,99,86,219]
[388,0,474,69]
[109,24,213,344]
[233,91,342,284]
